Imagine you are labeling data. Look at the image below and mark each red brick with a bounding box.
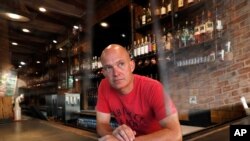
[227,62,244,72]
[235,0,248,11]
[211,70,225,78]
[223,83,239,92]
[238,66,250,74]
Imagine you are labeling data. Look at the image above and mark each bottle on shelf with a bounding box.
[160,0,167,17]
[205,10,214,41]
[146,2,152,24]
[140,38,145,56]
[175,24,182,48]
[147,34,153,54]
[136,39,141,57]
[141,8,147,25]
[133,41,137,58]
[165,32,173,51]
[187,0,195,4]
[167,1,172,14]
[194,15,201,44]
[144,36,149,55]
[178,0,184,9]
[199,10,206,43]
[181,21,190,47]
[152,34,157,54]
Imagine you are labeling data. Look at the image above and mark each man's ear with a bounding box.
[130,60,135,72]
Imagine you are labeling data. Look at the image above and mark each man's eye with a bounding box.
[104,66,112,71]
[117,62,125,68]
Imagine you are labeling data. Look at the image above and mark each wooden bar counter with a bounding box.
[0,116,98,141]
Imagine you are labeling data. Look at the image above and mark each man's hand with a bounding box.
[112,124,136,141]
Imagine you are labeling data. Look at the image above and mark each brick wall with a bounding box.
[167,0,250,124]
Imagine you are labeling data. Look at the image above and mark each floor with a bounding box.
[0,115,205,141]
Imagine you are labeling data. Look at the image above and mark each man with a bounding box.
[96,44,182,141]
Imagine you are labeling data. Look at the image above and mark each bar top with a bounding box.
[0,117,98,141]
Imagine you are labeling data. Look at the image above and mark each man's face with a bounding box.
[101,47,134,92]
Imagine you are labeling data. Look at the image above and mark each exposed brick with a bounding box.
[226,62,244,72]
[223,83,239,92]
[211,70,225,78]
[238,66,250,75]
[235,0,248,12]
[231,90,239,96]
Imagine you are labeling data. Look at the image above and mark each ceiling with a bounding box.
[0,0,131,71]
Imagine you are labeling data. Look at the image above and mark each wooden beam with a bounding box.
[23,0,85,18]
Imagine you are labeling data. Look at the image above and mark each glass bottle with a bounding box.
[167,1,172,14]
[133,41,137,57]
[152,34,157,54]
[194,16,201,44]
[141,8,147,25]
[144,36,149,55]
[205,10,214,41]
[178,0,184,9]
[160,0,167,17]
[146,2,152,23]
[199,10,206,43]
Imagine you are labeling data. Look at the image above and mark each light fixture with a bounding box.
[53,40,57,44]
[0,1,31,22]
[100,22,109,28]
[12,42,18,46]
[22,28,30,33]
[36,61,41,64]
[0,12,30,22]
[20,61,26,65]
[121,33,126,38]
[73,25,79,29]
[39,7,46,13]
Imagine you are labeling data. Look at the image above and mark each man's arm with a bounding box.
[135,113,182,141]
[96,111,114,136]
[97,111,136,141]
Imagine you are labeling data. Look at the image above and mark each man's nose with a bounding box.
[112,65,120,76]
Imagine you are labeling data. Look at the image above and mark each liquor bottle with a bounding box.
[137,39,141,56]
[167,1,172,13]
[135,16,141,29]
[205,10,214,41]
[148,34,152,54]
[165,32,173,51]
[141,8,147,25]
[194,16,201,44]
[144,36,149,55]
[160,0,167,16]
[187,0,194,4]
[133,41,137,57]
[146,2,152,23]
[178,0,184,9]
[152,34,157,54]
[140,38,145,56]
[181,21,190,47]
[188,20,195,45]
[175,24,182,48]
[199,10,206,42]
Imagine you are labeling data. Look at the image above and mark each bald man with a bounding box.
[96,44,182,141]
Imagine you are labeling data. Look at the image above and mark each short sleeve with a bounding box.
[95,79,111,113]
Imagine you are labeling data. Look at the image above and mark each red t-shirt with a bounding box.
[96,74,177,135]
